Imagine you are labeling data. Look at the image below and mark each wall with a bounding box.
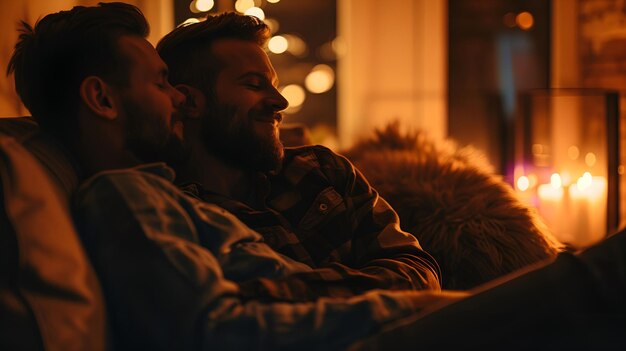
[0,0,174,118]
[337,0,448,149]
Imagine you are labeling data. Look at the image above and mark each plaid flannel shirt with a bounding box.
[182,145,441,302]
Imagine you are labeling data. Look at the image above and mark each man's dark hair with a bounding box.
[157,12,269,98]
[7,2,149,141]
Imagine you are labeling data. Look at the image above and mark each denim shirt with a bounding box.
[73,163,422,350]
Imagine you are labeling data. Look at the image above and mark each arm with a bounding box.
[246,147,441,301]
[73,170,427,350]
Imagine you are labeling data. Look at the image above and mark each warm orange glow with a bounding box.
[560,171,572,187]
[284,35,307,56]
[532,143,543,155]
[190,0,214,12]
[585,152,597,167]
[264,18,279,34]
[570,174,606,201]
[516,176,530,191]
[538,184,563,200]
[567,145,579,160]
[305,65,335,94]
[576,172,593,191]
[245,7,265,20]
[281,84,306,108]
[235,0,255,13]
[528,174,538,188]
[550,173,562,189]
[516,11,534,30]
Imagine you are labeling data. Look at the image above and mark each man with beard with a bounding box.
[156,12,442,302]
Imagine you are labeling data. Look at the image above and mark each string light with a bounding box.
[281,84,306,108]
[190,0,214,12]
[235,0,255,13]
[245,7,265,20]
[305,64,335,94]
[268,35,288,54]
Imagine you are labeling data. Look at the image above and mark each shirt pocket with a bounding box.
[298,186,345,230]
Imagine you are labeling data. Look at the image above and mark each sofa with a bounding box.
[0,117,565,349]
[0,117,105,351]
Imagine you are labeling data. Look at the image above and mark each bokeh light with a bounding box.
[235,0,255,13]
[517,176,529,191]
[268,35,288,54]
[305,64,335,94]
[281,84,306,108]
[567,145,580,160]
[585,152,597,167]
[550,173,562,189]
[190,0,214,12]
[245,7,265,20]
[264,18,280,34]
[284,34,307,57]
[516,11,534,30]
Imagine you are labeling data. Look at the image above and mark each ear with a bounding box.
[79,76,118,120]
[175,84,206,119]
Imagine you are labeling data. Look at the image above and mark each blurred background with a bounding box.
[1,0,626,247]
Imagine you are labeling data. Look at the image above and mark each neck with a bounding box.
[175,139,253,201]
[72,115,141,179]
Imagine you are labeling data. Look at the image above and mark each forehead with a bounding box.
[117,35,166,76]
[211,38,277,79]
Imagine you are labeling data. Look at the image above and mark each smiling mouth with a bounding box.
[254,114,282,126]
[255,118,278,126]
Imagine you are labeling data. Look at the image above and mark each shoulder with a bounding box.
[75,164,181,206]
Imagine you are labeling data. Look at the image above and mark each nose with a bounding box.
[169,84,185,108]
[270,87,289,112]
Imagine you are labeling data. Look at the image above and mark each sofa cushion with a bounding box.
[0,117,79,197]
[0,126,105,350]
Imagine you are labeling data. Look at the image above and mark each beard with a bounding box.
[123,98,191,168]
[201,102,284,173]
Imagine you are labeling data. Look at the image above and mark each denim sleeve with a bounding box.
[73,170,421,350]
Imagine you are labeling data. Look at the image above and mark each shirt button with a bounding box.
[318,203,328,212]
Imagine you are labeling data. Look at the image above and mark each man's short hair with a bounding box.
[157,12,269,98]
[7,2,149,141]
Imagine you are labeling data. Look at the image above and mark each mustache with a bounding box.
[273,113,283,123]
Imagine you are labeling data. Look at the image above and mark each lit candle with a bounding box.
[568,174,607,247]
[536,173,565,238]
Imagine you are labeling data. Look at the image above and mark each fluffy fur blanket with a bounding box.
[344,123,562,290]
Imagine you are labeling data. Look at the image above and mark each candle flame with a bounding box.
[517,176,529,191]
[550,173,562,189]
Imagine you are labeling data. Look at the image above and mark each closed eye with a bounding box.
[245,83,262,90]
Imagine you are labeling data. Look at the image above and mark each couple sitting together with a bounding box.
[2,2,625,350]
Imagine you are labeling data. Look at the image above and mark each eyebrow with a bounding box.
[237,71,279,87]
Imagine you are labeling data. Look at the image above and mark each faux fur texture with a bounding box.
[344,123,563,290]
